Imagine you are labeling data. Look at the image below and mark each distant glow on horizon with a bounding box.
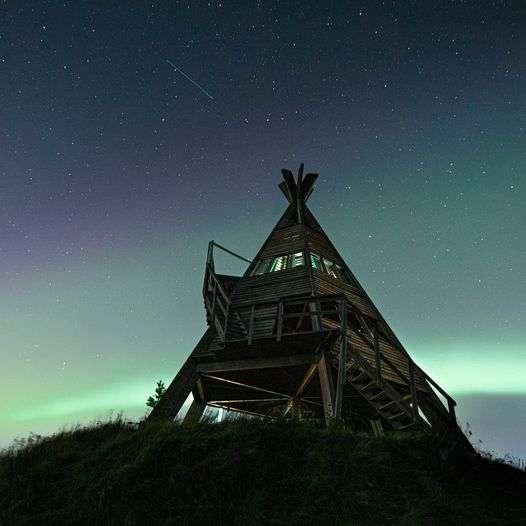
[416,347,526,395]
[2,346,524,426]
[4,378,160,423]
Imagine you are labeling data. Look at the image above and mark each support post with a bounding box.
[183,399,206,424]
[211,280,217,320]
[276,300,284,341]
[447,398,457,422]
[408,361,418,421]
[247,304,255,345]
[291,396,301,419]
[309,300,321,332]
[146,357,198,422]
[146,329,216,423]
[318,353,335,424]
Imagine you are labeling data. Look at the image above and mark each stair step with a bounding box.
[387,411,408,421]
[359,381,376,392]
[377,400,397,411]
[352,372,367,383]
[353,378,369,385]
[368,391,389,402]
[397,422,416,430]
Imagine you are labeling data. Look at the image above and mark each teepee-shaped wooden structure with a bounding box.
[148,165,464,438]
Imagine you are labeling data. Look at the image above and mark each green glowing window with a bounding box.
[310,251,348,282]
[309,252,322,270]
[252,252,305,275]
[322,257,345,280]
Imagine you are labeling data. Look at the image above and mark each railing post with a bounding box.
[206,240,214,267]
[334,299,348,420]
[309,300,321,332]
[409,361,418,421]
[211,280,217,321]
[223,302,229,340]
[247,304,255,345]
[276,300,284,342]
[447,398,457,422]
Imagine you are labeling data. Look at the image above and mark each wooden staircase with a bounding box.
[349,367,418,431]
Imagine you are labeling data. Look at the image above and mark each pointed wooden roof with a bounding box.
[273,164,324,232]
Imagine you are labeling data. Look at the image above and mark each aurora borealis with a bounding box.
[1,2,524,458]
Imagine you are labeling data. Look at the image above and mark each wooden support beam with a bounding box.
[295,362,319,398]
[318,353,335,423]
[207,403,273,419]
[447,398,457,422]
[197,352,319,374]
[196,377,205,402]
[209,398,285,404]
[211,280,217,320]
[283,361,320,418]
[247,304,255,345]
[146,357,198,422]
[202,374,291,399]
[211,241,252,264]
[408,361,418,421]
[183,399,206,424]
[309,300,322,332]
[291,396,301,418]
[146,328,216,423]
[213,317,225,340]
[276,300,284,341]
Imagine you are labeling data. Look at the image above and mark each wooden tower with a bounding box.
[148,165,465,439]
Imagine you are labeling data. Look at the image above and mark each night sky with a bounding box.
[1,2,524,457]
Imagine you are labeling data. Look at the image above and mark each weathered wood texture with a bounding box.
[230,267,312,308]
[258,225,306,258]
[306,228,341,262]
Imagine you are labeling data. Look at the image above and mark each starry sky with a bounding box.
[1,2,524,457]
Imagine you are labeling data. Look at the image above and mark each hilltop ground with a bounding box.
[1,418,525,525]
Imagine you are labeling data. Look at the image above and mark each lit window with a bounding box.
[309,252,322,270]
[270,254,288,271]
[252,252,305,275]
[291,252,305,268]
[310,251,348,282]
[253,258,273,275]
[323,257,344,280]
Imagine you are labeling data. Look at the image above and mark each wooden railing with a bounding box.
[200,241,457,430]
[203,262,231,339]
[202,240,250,339]
[223,293,457,425]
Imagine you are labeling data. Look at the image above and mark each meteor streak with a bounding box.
[166,59,214,100]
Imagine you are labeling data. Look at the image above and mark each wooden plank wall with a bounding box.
[258,224,306,258]
[230,266,312,307]
[314,272,377,318]
[306,228,341,261]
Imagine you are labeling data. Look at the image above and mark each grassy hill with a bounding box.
[1,418,525,525]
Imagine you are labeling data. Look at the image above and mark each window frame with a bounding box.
[309,251,349,284]
[251,251,306,276]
